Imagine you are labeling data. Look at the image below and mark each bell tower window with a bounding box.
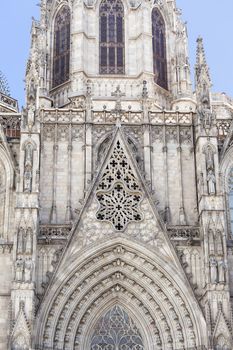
[152,8,168,90]
[99,0,125,75]
[52,6,71,88]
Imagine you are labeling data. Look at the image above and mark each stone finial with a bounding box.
[0,71,10,96]
[195,36,211,88]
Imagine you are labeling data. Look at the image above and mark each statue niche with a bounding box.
[23,143,34,193]
[204,145,216,195]
[0,161,6,238]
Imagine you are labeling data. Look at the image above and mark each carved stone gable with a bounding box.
[96,140,143,231]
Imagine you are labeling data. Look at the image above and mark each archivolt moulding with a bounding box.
[34,238,207,349]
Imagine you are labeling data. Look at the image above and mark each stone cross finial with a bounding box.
[111,85,125,113]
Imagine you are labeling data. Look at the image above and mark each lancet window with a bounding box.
[228,167,233,235]
[99,0,125,74]
[152,8,168,90]
[90,305,144,350]
[52,6,71,88]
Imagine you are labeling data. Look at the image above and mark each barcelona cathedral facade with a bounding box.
[1,0,233,349]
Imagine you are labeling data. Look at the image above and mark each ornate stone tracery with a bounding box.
[90,305,144,350]
[96,140,143,231]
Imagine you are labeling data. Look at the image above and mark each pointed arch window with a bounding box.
[90,305,144,349]
[99,0,125,74]
[52,6,71,88]
[228,167,233,235]
[152,8,168,90]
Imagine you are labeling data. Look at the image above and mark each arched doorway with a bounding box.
[35,238,207,350]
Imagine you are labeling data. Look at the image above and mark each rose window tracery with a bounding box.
[90,305,144,350]
[96,140,143,231]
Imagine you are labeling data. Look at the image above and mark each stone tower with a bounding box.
[0,0,233,349]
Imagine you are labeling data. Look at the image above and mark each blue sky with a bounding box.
[0,0,232,107]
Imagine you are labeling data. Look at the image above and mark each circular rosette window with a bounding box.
[96,182,143,231]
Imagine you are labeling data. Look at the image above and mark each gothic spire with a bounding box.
[0,70,10,96]
[195,37,215,133]
[195,37,211,91]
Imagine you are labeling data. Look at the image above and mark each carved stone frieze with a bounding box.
[167,226,200,242]
[39,225,71,241]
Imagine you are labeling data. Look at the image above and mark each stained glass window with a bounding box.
[152,8,168,90]
[52,6,71,88]
[100,0,125,74]
[228,168,233,235]
[90,305,144,350]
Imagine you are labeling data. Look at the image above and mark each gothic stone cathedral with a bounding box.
[0,0,233,349]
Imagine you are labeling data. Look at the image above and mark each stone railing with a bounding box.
[41,109,85,124]
[0,91,18,111]
[35,346,207,350]
[167,226,200,242]
[39,225,71,242]
[41,108,194,126]
[0,113,21,138]
[150,111,193,125]
[212,92,233,106]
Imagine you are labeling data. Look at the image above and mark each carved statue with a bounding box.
[206,147,214,171]
[23,143,33,192]
[208,229,215,255]
[25,228,33,254]
[207,169,216,195]
[199,103,213,130]
[216,230,224,256]
[17,227,24,254]
[28,78,37,101]
[209,256,218,284]
[15,259,24,282]
[24,164,33,193]
[218,259,227,284]
[111,85,125,114]
[24,258,33,283]
[27,103,36,128]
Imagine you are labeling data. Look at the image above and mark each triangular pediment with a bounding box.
[51,128,191,275]
[213,307,233,342]
[11,302,31,349]
[37,128,207,349]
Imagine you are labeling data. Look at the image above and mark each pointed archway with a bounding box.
[34,130,207,349]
